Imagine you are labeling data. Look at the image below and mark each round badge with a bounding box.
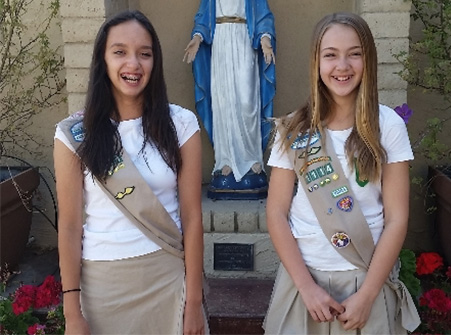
[331,232,351,248]
[337,196,354,212]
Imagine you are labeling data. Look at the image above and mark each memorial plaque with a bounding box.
[214,243,254,271]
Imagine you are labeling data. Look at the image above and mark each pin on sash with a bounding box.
[331,232,351,248]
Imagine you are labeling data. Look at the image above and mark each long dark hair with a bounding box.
[77,10,181,180]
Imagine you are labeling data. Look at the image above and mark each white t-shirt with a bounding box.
[267,105,414,271]
[54,104,200,260]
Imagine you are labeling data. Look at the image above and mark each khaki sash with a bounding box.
[289,129,420,331]
[58,113,184,259]
[290,129,373,269]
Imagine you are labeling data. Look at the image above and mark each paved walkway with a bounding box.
[1,245,59,298]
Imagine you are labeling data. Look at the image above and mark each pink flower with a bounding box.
[446,266,451,278]
[394,103,413,124]
[27,323,46,335]
[419,288,451,313]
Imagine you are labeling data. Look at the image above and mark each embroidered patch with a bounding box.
[320,177,331,187]
[331,185,349,198]
[298,146,321,159]
[307,184,319,192]
[108,155,125,176]
[305,163,334,183]
[115,186,135,200]
[337,196,354,212]
[331,232,351,248]
[70,121,84,142]
[355,160,369,187]
[290,131,321,150]
[299,156,332,176]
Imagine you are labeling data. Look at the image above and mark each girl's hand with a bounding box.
[64,314,91,335]
[299,282,345,323]
[183,301,205,335]
[336,290,374,330]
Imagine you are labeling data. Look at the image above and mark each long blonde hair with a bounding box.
[279,12,386,182]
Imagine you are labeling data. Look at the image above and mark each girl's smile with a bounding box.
[319,24,363,105]
[104,20,153,105]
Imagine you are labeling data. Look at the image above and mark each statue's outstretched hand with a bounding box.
[183,35,201,64]
[261,36,275,65]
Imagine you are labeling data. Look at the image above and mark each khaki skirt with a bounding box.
[81,249,186,335]
[263,264,409,335]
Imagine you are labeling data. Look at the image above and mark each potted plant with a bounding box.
[0,166,40,271]
[0,0,65,271]
[394,0,451,263]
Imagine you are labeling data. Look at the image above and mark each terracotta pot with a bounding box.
[0,167,40,271]
[429,165,451,265]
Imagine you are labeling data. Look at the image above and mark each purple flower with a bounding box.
[394,103,413,124]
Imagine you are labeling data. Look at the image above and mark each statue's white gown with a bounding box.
[211,0,263,182]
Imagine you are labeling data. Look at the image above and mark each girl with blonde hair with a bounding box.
[264,12,420,334]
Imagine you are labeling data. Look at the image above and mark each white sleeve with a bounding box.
[170,104,200,147]
[54,123,77,154]
[379,105,414,164]
[267,130,294,170]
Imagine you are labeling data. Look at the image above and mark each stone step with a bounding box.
[204,278,274,335]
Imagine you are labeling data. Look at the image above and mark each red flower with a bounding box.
[419,288,451,313]
[416,252,444,275]
[35,275,62,308]
[12,285,36,315]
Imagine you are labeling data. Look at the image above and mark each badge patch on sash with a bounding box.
[337,196,353,212]
[298,146,321,159]
[115,186,135,200]
[299,156,331,176]
[290,131,320,150]
[331,185,349,198]
[70,121,84,142]
[305,162,334,183]
[307,184,319,192]
[108,155,125,176]
[331,232,350,248]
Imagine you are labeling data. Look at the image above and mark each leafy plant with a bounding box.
[394,0,451,164]
[0,0,65,157]
[0,275,65,334]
